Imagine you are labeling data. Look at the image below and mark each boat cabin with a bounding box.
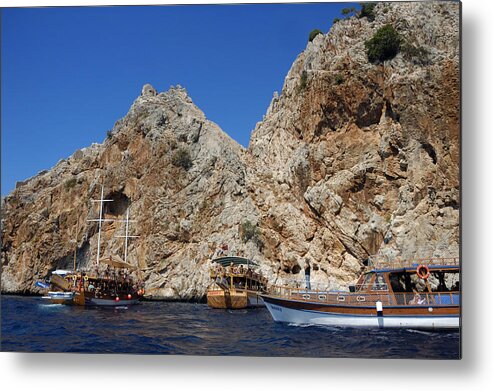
[207,256,268,309]
[210,256,268,292]
[348,258,460,306]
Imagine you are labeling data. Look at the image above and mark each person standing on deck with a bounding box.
[304,259,311,291]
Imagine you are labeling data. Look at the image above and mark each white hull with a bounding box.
[42,291,74,304]
[264,301,459,330]
[45,291,74,299]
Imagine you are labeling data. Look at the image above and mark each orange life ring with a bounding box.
[416,265,430,280]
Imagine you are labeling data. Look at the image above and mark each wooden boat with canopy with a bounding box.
[260,257,460,329]
[69,255,144,306]
[207,256,268,309]
[40,185,145,306]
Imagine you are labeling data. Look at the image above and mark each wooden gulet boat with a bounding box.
[40,185,145,306]
[260,257,460,330]
[207,256,268,309]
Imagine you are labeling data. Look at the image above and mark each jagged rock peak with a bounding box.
[141,83,157,97]
[138,83,192,102]
[128,84,195,118]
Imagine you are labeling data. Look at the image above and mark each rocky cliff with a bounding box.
[1,2,460,298]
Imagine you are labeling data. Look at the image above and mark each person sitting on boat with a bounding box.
[304,259,311,291]
[409,289,426,305]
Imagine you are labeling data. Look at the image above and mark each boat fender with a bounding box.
[416,265,430,280]
[127,294,132,300]
[376,300,383,317]
[115,297,120,302]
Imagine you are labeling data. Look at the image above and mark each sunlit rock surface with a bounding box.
[1,3,459,298]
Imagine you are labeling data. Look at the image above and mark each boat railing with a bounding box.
[372,256,459,270]
[273,278,389,293]
[352,283,389,292]
[276,278,338,292]
[267,284,460,307]
[210,269,267,284]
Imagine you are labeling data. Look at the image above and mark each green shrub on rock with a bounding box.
[240,220,260,243]
[400,41,430,65]
[341,7,356,16]
[335,74,344,85]
[240,220,263,249]
[359,3,377,21]
[171,147,193,170]
[308,29,323,42]
[365,24,401,63]
[298,70,308,92]
[64,177,77,190]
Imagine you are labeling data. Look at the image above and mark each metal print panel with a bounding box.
[1,1,461,358]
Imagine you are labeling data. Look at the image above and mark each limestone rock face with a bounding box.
[248,1,459,286]
[1,3,459,297]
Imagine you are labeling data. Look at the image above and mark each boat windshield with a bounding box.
[389,270,460,293]
[372,273,388,291]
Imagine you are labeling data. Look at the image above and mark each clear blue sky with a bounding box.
[1,3,356,196]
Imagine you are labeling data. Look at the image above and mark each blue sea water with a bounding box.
[1,295,460,358]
